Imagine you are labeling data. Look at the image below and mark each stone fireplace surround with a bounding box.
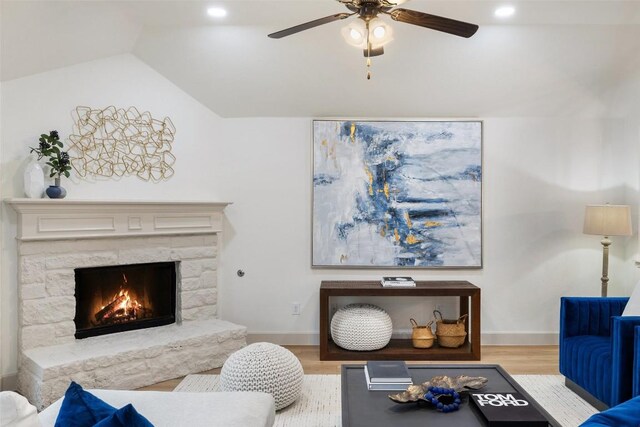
[7,199,246,410]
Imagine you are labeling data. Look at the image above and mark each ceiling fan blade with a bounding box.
[268,13,354,39]
[388,8,479,38]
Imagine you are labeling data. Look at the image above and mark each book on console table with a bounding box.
[380,276,416,287]
[470,392,548,426]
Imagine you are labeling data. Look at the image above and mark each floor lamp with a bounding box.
[583,204,632,297]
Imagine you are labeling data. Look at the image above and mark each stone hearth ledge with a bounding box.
[19,319,246,410]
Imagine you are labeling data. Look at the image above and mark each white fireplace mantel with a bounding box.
[6,198,244,409]
[5,199,231,241]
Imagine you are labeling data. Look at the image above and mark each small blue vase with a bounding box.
[46,177,67,199]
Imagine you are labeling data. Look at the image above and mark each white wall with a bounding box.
[604,62,640,290]
[214,116,627,345]
[0,53,633,383]
[604,118,640,293]
[0,77,4,388]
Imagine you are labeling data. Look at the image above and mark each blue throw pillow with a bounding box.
[580,395,640,426]
[55,382,116,427]
[93,404,154,427]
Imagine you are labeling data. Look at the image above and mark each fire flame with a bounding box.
[114,288,143,314]
[95,274,146,323]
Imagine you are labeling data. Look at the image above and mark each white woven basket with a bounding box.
[330,303,393,351]
[219,342,304,410]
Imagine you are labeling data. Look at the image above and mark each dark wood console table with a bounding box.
[319,281,481,361]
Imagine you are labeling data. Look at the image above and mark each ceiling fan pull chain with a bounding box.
[366,20,372,80]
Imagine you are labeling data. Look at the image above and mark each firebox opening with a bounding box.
[74,262,177,339]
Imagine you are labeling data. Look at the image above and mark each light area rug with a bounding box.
[175,374,598,427]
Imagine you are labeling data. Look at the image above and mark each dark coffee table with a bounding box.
[341,364,561,427]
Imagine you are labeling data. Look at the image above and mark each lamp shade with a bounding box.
[583,204,633,236]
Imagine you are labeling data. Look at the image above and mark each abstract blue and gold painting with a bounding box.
[312,120,482,268]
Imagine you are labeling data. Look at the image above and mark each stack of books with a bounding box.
[364,361,413,391]
[380,276,416,287]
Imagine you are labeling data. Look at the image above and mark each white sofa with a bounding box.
[2,390,276,427]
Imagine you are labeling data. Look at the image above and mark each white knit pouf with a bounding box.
[219,342,304,410]
[330,303,393,351]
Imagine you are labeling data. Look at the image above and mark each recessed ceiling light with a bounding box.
[207,7,227,18]
[494,6,515,18]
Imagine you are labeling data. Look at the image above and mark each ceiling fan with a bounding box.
[268,0,479,78]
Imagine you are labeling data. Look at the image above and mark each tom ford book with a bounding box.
[470,392,548,426]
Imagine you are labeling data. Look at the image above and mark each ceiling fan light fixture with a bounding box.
[342,18,392,49]
[350,28,363,40]
[372,25,386,39]
[342,20,367,47]
[367,18,393,46]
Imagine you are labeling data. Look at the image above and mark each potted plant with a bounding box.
[30,130,72,199]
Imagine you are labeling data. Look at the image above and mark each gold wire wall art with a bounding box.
[68,106,176,182]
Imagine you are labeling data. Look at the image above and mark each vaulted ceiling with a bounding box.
[2,0,640,117]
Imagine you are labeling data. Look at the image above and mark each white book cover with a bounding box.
[380,277,416,287]
[364,366,412,391]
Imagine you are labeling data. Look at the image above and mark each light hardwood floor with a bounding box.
[139,345,559,392]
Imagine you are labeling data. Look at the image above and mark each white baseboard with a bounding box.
[248,332,559,346]
[248,333,319,345]
[1,373,17,391]
[481,332,558,346]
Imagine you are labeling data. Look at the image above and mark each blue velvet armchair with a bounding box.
[634,326,640,398]
[559,297,640,408]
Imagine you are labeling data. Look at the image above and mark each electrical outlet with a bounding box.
[291,302,301,315]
